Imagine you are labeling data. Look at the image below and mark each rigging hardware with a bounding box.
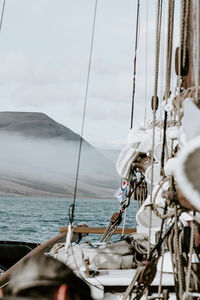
[123,222,175,300]
[100,177,145,243]
[175,47,189,76]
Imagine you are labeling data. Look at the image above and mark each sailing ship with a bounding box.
[1,0,200,299]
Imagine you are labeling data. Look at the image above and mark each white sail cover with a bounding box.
[116,126,161,180]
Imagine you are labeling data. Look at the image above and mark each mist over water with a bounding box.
[0,113,129,244]
[0,197,137,243]
[0,135,118,197]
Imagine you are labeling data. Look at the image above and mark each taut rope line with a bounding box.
[147,0,163,258]
[0,0,6,31]
[161,0,174,176]
[69,0,98,226]
[130,0,140,129]
[144,0,148,127]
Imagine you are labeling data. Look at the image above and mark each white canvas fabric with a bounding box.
[116,126,156,180]
[136,182,168,230]
[50,235,148,270]
[174,135,200,211]
[116,144,140,180]
[182,98,200,141]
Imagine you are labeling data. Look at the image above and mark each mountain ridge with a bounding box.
[0,111,86,143]
[0,112,118,198]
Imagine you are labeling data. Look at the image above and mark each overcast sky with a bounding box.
[0,0,180,149]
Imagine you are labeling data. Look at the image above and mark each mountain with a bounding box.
[0,112,83,142]
[0,112,118,198]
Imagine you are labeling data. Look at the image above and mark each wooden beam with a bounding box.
[183,0,200,89]
[60,226,136,235]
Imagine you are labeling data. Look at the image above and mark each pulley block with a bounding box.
[110,212,122,225]
[175,47,189,76]
[138,260,157,285]
[151,96,159,111]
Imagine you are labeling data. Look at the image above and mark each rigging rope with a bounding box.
[144,0,148,128]
[186,219,195,293]
[175,206,185,298]
[147,0,163,258]
[130,0,140,129]
[168,227,179,297]
[0,0,6,31]
[69,0,98,225]
[158,221,166,297]
[177,1,185,128]
[161,0,175,176]
[182,0,190,70]
[158,0,166,130]
[165,0,175,99]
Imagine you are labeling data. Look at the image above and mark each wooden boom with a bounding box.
[60,226,136,234]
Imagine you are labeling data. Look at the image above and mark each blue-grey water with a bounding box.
[0,197,137,244]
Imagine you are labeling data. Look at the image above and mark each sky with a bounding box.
[0,0,180,149]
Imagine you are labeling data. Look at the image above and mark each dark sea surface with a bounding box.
[0,197,137,244]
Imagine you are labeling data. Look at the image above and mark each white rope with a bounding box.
[122,207,127,237]
[65,223,73,251]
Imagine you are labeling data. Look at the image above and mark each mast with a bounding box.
[182,0,200,91]
[178,0,200,289]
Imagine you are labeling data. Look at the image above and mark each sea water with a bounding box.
[0,197,137,244]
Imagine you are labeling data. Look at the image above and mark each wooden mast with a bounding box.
[181,0,200,259]
[182,0,200,91]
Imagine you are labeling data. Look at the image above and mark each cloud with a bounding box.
[0,0,181,148]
